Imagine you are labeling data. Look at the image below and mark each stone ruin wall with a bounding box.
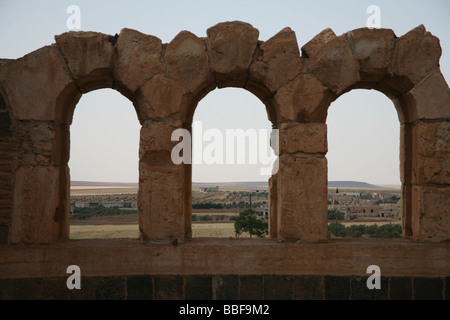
[0,21,449,299]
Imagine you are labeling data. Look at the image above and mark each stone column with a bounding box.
[409,121,450,241]
[138,122,190,243]
[276,123,328,242]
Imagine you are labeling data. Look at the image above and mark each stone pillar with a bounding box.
[268,173,278,238]
[276,123,328,241]
[409,121,450,241]
[138,122,190,243]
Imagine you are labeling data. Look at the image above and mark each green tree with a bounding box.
[328,222,347,237]
[328,209,344,220]
[234,209,268,238]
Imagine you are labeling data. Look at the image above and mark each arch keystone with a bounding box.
[206,21,259,87]
[347,28,396,83]
[301,28,336,58]
[307,35,360,96]
[249,27,303,94]
[114,28,163,95]
[55,31,115,92]
[388,25,441,87]
[165,31,215,99]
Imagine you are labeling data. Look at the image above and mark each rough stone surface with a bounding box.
[249,27,303,93]
[55,31,115,92]
[114,28,163,94]
[389,25,441,86]
[136,73,193,122]
[0,23,449,296]
[0,45,74,121]
[11,166,62,244]
[307,35,360,95]
[279,123,327,154]
[411,185,450,242]
[207,21,259,87]
[274,73,335,123]
[413,121,450,185]
[138,164,186,242]
[165,31,215,99]
[301,28,336,58]
[401,70,450,121]
[348,28,396,83]
[277,155,328,241]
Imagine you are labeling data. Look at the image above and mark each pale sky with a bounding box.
[1,0,449,185]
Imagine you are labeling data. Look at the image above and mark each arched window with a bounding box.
[68,89,140,240]
[191,88,275,238]
[327,89,402,238]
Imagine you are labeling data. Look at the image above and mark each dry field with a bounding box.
[69,219,400,240]
[71,186,138,195]
[70,223,238,239]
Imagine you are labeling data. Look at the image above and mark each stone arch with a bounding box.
[0,22,448,244]
[301,25,450,241]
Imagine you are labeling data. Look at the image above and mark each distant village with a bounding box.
[327,188,401,219]
[71,185,401,221]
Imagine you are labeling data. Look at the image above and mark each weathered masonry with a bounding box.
[0,22,449,300]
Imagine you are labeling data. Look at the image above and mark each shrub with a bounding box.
[328,222,347,237]
[234,209,268,238]
[328,209,344,220]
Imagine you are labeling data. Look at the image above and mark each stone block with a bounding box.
[348,28,396,82]
[268,174,278,238]
[279,122,327,155]
[138,164,186,241]
[185,275,212,300]
[212,275,238,300]
[389,25,441,86]
[400,71,450,121]
[11,165,62,244]
[16,121,56,166]
[55,31,115,92]
[114,28,163,94]
[249,27,302,93]
[139,122,182,162]
[411,185,450,242]
[414,121,450,185]
[413,277,444,300]
[0,278,43,300]
[389,277,412,300]
[293,276,324,300]
[277,155,328,241]
[0,224,8,244]
[301,28,336,58]
[307,35,359,95]
[127,275,153,300]
[0,45,75,121]
[324,276,350,300]
[239,276,263,300]
[136,74,193,122]
[446,277,450,300]
[0,112,13,137]
[274,73,335,123]
[154,276,183,300]
[350,277,388,300]
[165,31,215,99]
[207,21,259,87]
[263,275,293,300]
[95,277,126,300]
